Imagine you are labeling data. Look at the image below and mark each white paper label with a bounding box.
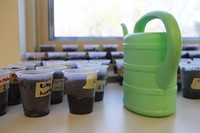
[83,74,97,89]
[118,68,123,77]
[191,78,200,89]
[35,80,52,97]
[96,80,106,92]
[53,79,64,91]
[0,76,9,93]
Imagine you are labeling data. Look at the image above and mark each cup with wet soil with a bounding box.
[47,52,67,60]
[3,66,26,105]
[62,44,78,52]
[63,68,98,114]
[39,45,56,52]
[115,59,124,86]
[16,70,54,117]
[79,64,108,102]
[0,70,11,116]
[180,63,200,99]
[177,59,192,91]
[36,65,67,104]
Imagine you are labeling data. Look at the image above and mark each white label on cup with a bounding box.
[35,53,42,60]
[191,78,200,89]
[9,73,19,84]
[53,79,64,91]
[35,80,52,97]
[177,73,181,83]
[118,68,123,77]
[96,80,106,92]
[83,74,97,89]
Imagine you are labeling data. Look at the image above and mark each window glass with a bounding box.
[51,0,200,38]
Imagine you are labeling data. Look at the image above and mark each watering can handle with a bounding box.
[134,11,182,89]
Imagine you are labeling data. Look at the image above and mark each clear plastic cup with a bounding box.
[0,70,11,116]
[78,64,108,102]
[26,52,46,60]
[16,70,54,117]
[116,59,124,86]
[36,65,67,104]
[180,63,200,99]
[47,52,67,60]
[3,66,26,105]
[63,68,98,114]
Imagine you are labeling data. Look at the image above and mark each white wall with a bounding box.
[0,0,26,66]
[0,0,20,66]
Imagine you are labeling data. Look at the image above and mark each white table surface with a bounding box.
[1,83,200,133]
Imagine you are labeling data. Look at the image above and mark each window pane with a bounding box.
[53,0,200,37]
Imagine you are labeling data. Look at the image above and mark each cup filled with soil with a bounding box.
[83,44,99,52]
[177,59,192,91]
[180,63,200,99]
[115,59,124,86]
[62,44,78,52]
[79,64,108,102]
[3,66,26,105]
[36,65,67,104]
[26,52,46,60]
[88,52,107,60]
[63,68,98,114]
[47,52,67,60]
[68,52,87,60]
[0,70,11,116]
[39,45,56,52]
[16,70,54,117]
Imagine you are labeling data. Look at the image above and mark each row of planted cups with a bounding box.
[0,62,108,117]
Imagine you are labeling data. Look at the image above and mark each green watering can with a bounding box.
[121,11,182,117]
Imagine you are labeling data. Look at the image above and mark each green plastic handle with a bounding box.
[134,11,182,89]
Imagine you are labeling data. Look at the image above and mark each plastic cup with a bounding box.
[36,65,67,104]
[63,68,98,114]
[79,64,108,102]
[16,70,54,117]
[116,59,124,86]
[180,62,200,99]
[0,70,11,116]
[2,66,26,105]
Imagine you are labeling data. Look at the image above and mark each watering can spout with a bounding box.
[121,23,128,36]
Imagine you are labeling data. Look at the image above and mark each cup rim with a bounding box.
[62,68,98,75]
[36,65,67,71]
[0,70,11,77]
[9,63,36,67]
[79,64,108,69]
[16,69,54,76]
[2,66,27,71]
